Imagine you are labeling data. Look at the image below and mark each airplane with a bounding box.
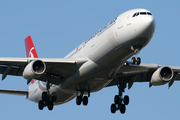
[0,8,179,114]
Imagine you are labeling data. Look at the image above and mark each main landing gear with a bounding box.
[111,95,129,114]
[38,92,56,110]
[111,78,129,114]
[76,90,90,106]
[38,91,57,111]
[38,75,57,111]
[131,46,141,65]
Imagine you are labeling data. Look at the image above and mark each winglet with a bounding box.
[24,36,38,58]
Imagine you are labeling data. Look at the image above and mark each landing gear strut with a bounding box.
[131,46,141,65]
[111,78,129,114]
[38,74,57,111]
[76,90,90,106]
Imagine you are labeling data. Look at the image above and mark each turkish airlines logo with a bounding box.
[29,47,35,58]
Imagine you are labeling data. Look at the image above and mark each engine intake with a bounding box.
[150,66,174,86]
[23,60,46,80]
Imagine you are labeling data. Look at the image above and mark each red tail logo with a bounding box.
[24,36,38,84]
[25,36,38,58]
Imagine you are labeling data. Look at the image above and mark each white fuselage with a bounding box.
[27,8,155,105]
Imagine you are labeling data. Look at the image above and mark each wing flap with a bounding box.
[0,66,23,77]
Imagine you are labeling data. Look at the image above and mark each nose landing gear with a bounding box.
[131,57,141,65]
[131,46,141,65]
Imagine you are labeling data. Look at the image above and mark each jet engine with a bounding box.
[23,60,46,80]
[150,66,173,86]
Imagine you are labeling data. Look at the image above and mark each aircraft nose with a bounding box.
[144,16,155,30]
[138,16,156,39]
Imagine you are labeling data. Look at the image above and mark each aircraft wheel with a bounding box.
[131,57,136,64]
[137,57,141,65]
[76,96,82,105]
[47,101,54,111]
[111,104,116,113]
[42,92,48,101]
[52,92,57,102]
[38,100,44,110]
[120,104,126,114]
[83,96,88,106]
[51,96,57,102]
[114,95,120,104]
[123,95,129,105]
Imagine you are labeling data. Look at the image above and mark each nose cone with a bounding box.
[128,14,156,48]
[139,16,156,39]
[145,16,155,31]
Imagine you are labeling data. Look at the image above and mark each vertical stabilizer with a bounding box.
[24,36,38,58]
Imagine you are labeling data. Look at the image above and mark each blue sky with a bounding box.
[0,0,180,120]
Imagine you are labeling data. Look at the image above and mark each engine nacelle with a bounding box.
[150,66,174,86]
[23,60,46,80]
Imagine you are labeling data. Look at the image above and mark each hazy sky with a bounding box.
[0,1,180,120]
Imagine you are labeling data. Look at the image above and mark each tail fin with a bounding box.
[24,36,38,84]
[24,36,38,58]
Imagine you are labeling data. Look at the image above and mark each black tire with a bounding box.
[47,101,54,111]
[111,104,116,113]
[51,96,57,102]
[42,92,48,101]
[38,100,44,110]
[52,92,57,102]
[137,57,141,65]
[83,96,88,106]
[123,95,129,105]
[76,96,82,105]
[131,57,136,64]
[120,104,126,114]
[114,95,120,104]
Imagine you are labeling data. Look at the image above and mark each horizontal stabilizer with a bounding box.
[0,89,28,96]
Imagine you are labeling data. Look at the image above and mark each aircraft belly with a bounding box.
[49,85,75,105]
[53,90,74,105]
[59,59,112,94]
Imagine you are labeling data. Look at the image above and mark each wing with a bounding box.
[0,36,87,85]
[107,62,180,89]
[0,57,87,84]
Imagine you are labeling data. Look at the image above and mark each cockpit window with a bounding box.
[133,13,136,17]
[132,12,139,17]
[147,12,152,15]
[132,12,152,17]
[132,13,137,17]
[140,12,146,15]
